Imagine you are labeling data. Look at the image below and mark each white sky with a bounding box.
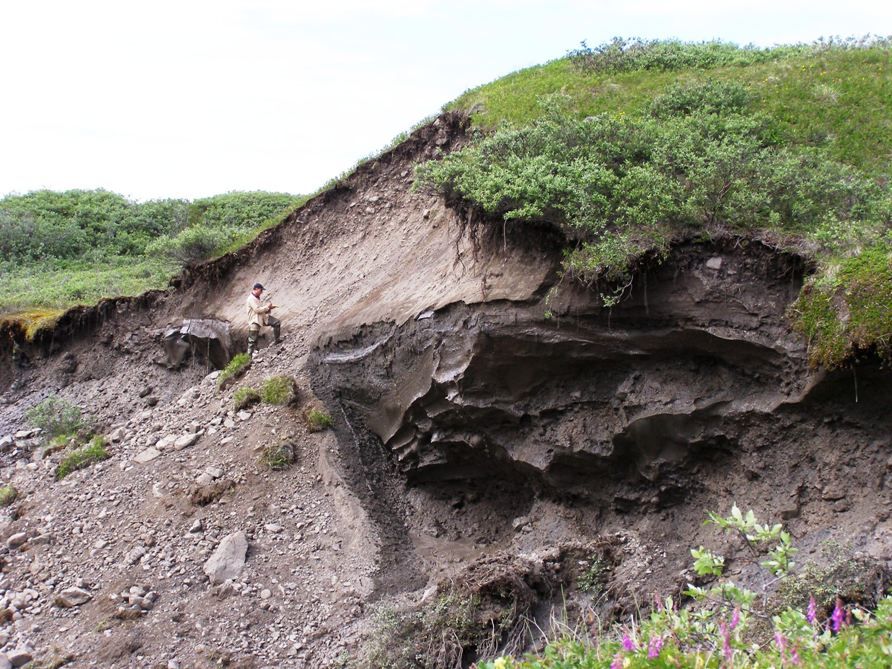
[0,0,889,202]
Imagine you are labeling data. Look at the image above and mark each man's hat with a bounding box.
[253,282,264,290]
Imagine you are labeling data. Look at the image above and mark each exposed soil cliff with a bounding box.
[0,113,890,668]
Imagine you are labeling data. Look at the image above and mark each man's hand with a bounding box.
[269,304,277,310]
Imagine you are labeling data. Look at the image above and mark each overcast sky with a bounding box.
[1,0,889,202]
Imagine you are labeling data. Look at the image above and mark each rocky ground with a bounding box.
[0,113,890,668]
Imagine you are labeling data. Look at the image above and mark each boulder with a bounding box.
[55,587,92,608]
[162,319,233,370]
[204,531,248,584]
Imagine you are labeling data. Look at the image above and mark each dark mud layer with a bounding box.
[312,238,892,604]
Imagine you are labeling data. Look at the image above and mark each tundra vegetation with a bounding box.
[0,190,305,316]
[478,506,891,669]
[421,36,892,367]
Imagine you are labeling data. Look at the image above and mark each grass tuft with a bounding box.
[260,375,297,405]
[259,442,295,470]
[304,408,333,432]
[55,436,109,481]
[217,353,252,389]
[233,386,261,411]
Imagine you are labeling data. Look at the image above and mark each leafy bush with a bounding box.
[25,396,84,440]
[304,408,333,432]
[55,436,109,480]
[0,486,17,507]
[567,37,811,74]
[260,375,297,405]
[233,386,260,411]
[217,353,252,389]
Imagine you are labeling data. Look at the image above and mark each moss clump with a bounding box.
[217,353,251,389]
[259,442,295,470]
[304,408,333,432]
[55,436,109,481]
[792,244,892,367]
[0,486,17,507]
[260,375,297,405]
[233,386,260,411]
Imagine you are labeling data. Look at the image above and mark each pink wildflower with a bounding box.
[622,632,637,651]
[831,598,845,632]
[720,622,732,661]
[610,652,624,669]
[806,596,817,624]
[774,631,787,653]
[730,607,741,631]
[790,646,801,665]
[647,635,663,660]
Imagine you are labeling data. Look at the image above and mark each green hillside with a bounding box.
[419,37,892,367]
[0,190,306,320]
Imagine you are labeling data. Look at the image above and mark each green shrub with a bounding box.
[217,353,252,389]
[233,386,260,411]
[304,408,333,432]
[0,485,17,507]
[145,224,234,264]
[25,396,84,441]
[260,375,297,405]
[259,442,295,470]
[55,436,109,480]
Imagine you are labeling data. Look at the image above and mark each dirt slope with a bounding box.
[0,112,891,668]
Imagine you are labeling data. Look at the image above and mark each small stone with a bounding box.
[237,411,252,421]
[189,519,204,534]
[264,524,283,534]
[205,466,224,479]
[94,539,108,549]
[173,433,200,450]
[6,533,27,549]
[7,648,33,668]
[706,257,723,270]
[55,587,92,607]
[134,447,161,464]
[195,473,214,486]
[125,545,147,565]
[260,589,272,600]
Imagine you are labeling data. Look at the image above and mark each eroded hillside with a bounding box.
[0,112,890,668]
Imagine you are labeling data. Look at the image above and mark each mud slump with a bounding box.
[311,241,891,593]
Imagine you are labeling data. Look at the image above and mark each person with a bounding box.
[246,282,281,355]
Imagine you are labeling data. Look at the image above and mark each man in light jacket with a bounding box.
[246,282,281,355]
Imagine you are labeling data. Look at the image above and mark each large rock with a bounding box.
[162,319,233,370]
[203,531,248,584]
[55,586,92,607]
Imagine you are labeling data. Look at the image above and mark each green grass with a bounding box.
[260,375,297,405]
[55,436,109,480]
[217,353,252,389]
[0,257,179,312]
[1,190,305,312]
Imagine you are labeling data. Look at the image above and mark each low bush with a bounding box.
[55,436,109,480]
[304,408,333,432]
[217,353,251,389]
[260,375,297,405]
[0,485,17,507]
[233,386,260,411]
[25,396,84,441]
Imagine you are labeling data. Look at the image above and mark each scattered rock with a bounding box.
[706,257,723,270]
[6,533,27,549]
[173,432,201,450]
